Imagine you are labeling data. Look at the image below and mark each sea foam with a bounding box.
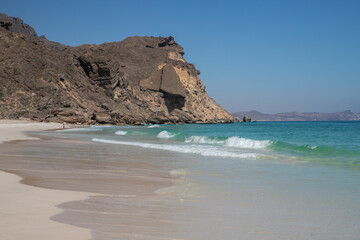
[224,136,272,149]
[185,135,272,149]
[115,130,127,135]
[185,136,224,144]
[157,130,175,138]
[148,124,160,128]
[92,138,261,159]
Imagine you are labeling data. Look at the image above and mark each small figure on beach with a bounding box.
[63,122,66,129]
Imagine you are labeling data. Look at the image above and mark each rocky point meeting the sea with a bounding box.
[0,13,234,125]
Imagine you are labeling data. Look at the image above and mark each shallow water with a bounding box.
[1,122,359,239]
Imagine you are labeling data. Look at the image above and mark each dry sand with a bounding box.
[0,119,62,143]
[0,120,92,240]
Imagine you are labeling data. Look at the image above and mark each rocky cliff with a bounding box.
[0,13,234,124]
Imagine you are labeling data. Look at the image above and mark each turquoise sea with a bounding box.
[88,121,360,169]
[44,122,360,239]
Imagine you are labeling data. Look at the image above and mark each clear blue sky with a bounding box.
[2,0,360,113]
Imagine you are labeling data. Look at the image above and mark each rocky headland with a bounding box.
[0,13,234,125]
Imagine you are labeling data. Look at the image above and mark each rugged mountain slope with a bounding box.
[0,13,234,124]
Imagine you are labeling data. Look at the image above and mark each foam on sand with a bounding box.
[170,169,187,177]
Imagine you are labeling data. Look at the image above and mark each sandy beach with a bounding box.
[0,120,92,240]
[0,120,62,143]
[0,120,179,240]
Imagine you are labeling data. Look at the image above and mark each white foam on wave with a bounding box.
[185,135,272,149]
[115,130,127,135]
[148,124,160,128]
[307,145,318,149]
[92,138,261,159]
[185,136,224,144]
[157,130,175,138]
[224,136,272,149]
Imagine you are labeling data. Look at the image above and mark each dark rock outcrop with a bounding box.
[243,116,251,122]
[0,13,38,40]
[0,13,234,125]
[0,12,66,50]
[0,20,12,30]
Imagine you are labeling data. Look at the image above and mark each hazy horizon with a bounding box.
[2,0,359,113]
[232,109,359,114]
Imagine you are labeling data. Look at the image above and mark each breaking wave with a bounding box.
[157,130,176,139]
[115,130,127,135]
[92,138,261,159]
[185,136,272,149]
[185,136,224,144]
[224,136,272,149]
[148,124,160,128]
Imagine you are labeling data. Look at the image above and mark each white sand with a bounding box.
[0,120,62,144]
[0,171,91,240]
[0,120,92,240]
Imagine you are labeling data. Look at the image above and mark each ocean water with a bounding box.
[11,122,360,239]
[83,121,360,169]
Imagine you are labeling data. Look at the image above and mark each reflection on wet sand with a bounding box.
[0,135,189,240]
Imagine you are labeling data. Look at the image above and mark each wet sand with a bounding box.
[0,171,92,240]
[0,120,185,239]
[0,120,92,240]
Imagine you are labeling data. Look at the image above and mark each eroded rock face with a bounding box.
[140,64,185,96]
[0,13,234,124]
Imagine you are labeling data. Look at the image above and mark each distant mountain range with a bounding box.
[232,110,360,121]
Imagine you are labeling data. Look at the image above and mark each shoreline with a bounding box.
[1,120,358,239]
[0,119,180,239]
[0,120,93,240]
[0,119,63,143]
